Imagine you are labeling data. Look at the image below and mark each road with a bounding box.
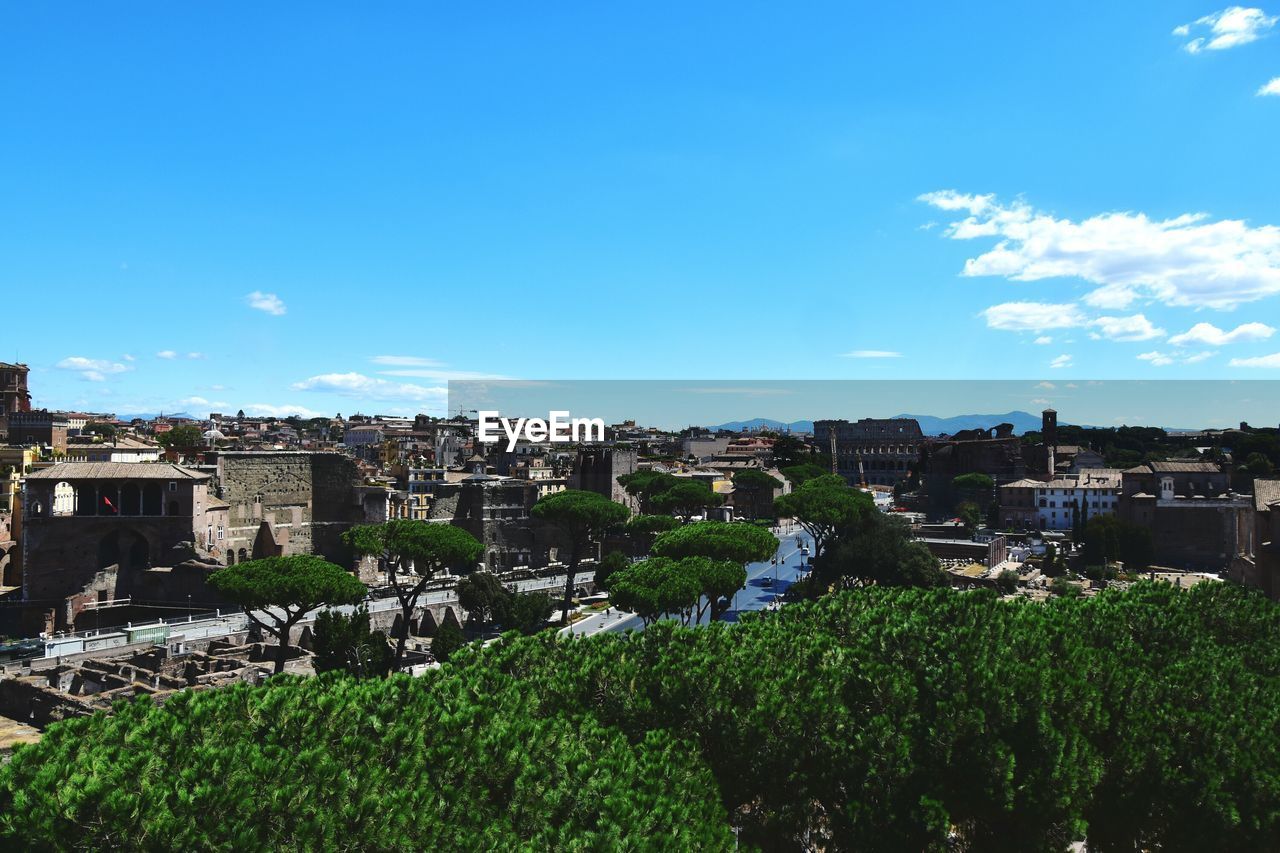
[59,570,592,651]
[563,524,815,638]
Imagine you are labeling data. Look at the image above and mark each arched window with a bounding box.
[98,483,120,516]
[75,483,96,516]
[120,482,141,516]
[142,483,162,516]
[53,481,76,515]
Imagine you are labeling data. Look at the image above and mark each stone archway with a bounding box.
[97,530,151,572]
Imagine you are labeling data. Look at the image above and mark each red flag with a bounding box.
[103,496,116,513]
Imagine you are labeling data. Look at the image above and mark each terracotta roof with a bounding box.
[1001,478,1044,489]
[1147,461,1222,473]
[1255,479,1280,513]
[27,462,209,481]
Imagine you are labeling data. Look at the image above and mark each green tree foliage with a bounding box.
[619,513,680,556]
[625,513,681,536]
[531,489,630,625]
[494,591,553,636]
[1042,542,1062,577]
[455,573,553,635]
[156,424,204,451]
[607,556,703,625]
[456,571,508,627]
[0,673,730,849]
[208,556,366,674]
[773,474,873,558]
[956,500,982,536]
[620,473,725,521]
[7,583,1280,850]
[952,472,995,492]
[1082,515,1155,572]
[1247,452,1275,479]
[343,520,483,667]
[312,607,392,678]
[684,556,747,623]
[779,462,828,489]
[431,621,467,662]
[650,480,722,520]
[769,434,811,469]
[595,550,630,591]
[617,471,684,513]
[83,421,117,440]
[1051,576,1082,597]
[995,570,1020,595]
[651,521,775,621]
[651,520,778,565]
[731,469,782,519]
[811,513,946,592]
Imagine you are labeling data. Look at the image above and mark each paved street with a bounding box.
[563,524,815,638]
[59,571,591,653]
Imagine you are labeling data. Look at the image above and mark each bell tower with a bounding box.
[1042,408,1058,477]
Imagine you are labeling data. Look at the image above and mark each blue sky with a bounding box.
[3,3,1280,423]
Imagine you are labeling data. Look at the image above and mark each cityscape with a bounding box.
[4,2,1280,850]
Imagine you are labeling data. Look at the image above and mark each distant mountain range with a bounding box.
[708,418,814,433]
[708,411,1052,436]
[893,411,1048,436]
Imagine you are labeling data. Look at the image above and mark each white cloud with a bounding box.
[1230,352,1280,367]
[56,356,131,383]
[1090,313,1166,342]
[1168,321,1275,346]
[368,355,509,381]
[245,291,287,316]
[1033,335,1053,345]
[243,403,328,419]
[1049,354,1073,369]
[122,353,136,362]
[292,372,446,403]
[841,350,903,358]
[1138,350,1216,366]
[916,190,995,215]
[186,352,206,360]
[1032,397,1053,405]
[378,368,512,381]
[156,350,177,360]
[1260,77,1280,95]
[1176,7,1277,53]
[371,355,442,367]
[981,302,1089,331]
[1138,350,1175,366]
[921,191,1280,310]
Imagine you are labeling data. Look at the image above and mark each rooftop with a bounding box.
[27,462,209,481]
[1146,461,1223,474]
[1255,479,1280,512]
